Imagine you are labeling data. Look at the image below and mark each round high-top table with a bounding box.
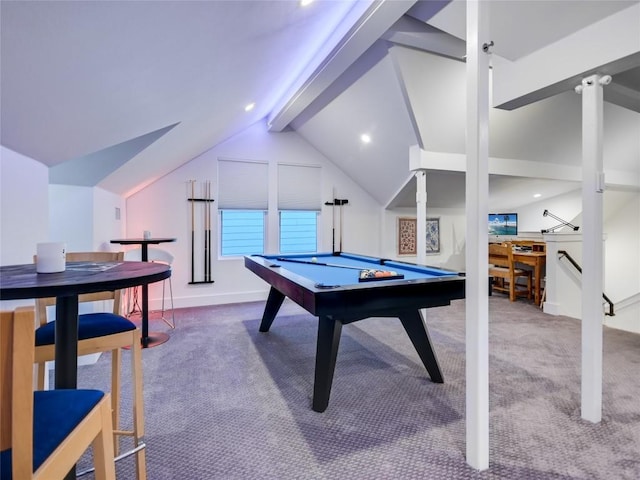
[0,260,170,480]
[0,260,170,388]
[110,238,176,347]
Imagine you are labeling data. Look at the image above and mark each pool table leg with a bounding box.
[312,316,343,412]
[259,288,286,332]
[398,310,444,383]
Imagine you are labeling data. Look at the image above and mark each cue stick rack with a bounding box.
[187,180,215,285]
[324,190,349,253]
[540,209,580,234]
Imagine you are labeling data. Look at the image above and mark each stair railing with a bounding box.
[557,250,614,316]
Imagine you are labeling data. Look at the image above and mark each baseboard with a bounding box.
[153,290,269,310]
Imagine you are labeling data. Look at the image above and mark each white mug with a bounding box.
[36,242,66,273]
[143,230,151,240]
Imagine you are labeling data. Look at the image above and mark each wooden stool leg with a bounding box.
[111,347,122,455]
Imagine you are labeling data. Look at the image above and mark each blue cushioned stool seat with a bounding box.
[35,312,136,346]
[0,389,104,479]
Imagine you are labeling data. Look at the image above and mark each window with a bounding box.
[278,164,321,253]
[218,159,268,257]
[220,210,265,256]
[280,210,317,253]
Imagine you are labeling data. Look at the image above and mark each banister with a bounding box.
[557,250,614,316]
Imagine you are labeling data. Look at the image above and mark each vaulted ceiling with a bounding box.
[2,0,639,209]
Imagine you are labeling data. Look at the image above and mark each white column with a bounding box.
[465,0,490,471]
[415,170,427,266]
[578,74,608,422]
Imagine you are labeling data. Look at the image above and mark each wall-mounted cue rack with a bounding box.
[324,192,349,253]
[187,180,215,284]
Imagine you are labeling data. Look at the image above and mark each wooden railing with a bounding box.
[557,250,614,316]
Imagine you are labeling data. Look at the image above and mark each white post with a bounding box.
[465,0,490,470]
[577,74,608,422]
[415,170,427,266]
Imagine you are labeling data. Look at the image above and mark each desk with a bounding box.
[110,238,176,347]
[245,252,465,412]
[512,250,546,305]
[0,261,169,480]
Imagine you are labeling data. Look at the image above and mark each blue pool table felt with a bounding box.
[262,252,457,287]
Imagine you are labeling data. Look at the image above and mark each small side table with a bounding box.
[110,238,176,347]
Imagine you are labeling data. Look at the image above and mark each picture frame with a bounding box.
[426,218,440,254]
[397,217,417,255]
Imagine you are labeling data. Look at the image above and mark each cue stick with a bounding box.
[204,181,209,282]
[323,197,336,253]
[330,187,336,253]
[339,199,343,253]
[190,180,195,284]
[275,257,372,271]
[206,180,212,282]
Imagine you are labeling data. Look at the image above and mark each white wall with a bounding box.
[0,146,49,266]
[382,207,466,271]
[49,185,93,251]
[49,184,126,252]
[93,187,126,251]
[124,120,381,309]
[602,191,640,333]
[517,189,583,233]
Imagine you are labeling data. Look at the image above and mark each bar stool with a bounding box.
[33,252,146,479]
[124,247,175,328]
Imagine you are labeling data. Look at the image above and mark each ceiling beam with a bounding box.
[382,14,465,61]
[605,81,640,114]
[267,0,419,132]
[492,3,640,110]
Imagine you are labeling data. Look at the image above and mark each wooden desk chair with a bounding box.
[1,306,116,479]
[488,242,533,302]
[33,251,147,480]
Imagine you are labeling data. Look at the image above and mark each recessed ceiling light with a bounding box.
[244,102,255,112]
[360,134,371,144]
[533,193,542,198]
[300,0,314,6]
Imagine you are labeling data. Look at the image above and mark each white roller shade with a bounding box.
[218,159,268,209]
[278,164,321,210]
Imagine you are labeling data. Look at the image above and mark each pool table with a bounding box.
[244,252,466,412]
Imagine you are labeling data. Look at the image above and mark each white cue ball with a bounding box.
[311,257,318,263]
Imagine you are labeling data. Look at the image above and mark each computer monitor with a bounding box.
[488,213,518,236]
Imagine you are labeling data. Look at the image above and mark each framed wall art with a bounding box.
[425,218,440,254]
[397,217,417,255]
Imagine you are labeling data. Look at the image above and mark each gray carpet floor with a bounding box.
[77,296,640,479]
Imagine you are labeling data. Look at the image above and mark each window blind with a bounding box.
[278,164,321,210]
[218,159,268,209]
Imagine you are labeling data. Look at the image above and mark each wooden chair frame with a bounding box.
[1,306,116,479]
[34,251,146,480]
[489,242,533,302]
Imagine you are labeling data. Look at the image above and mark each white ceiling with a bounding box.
[1,0,639,208]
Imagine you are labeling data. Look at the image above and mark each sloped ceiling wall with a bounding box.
[393,46,640,171]
[1,0,638,207]
[294,42,639,210]
[293,54,418,207]
[0,0,361,196]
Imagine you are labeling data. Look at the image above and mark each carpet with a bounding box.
[77,296,640,479]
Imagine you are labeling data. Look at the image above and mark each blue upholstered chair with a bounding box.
[1,306,116,479]
[33,251,147,480]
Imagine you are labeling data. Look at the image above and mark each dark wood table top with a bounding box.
[110,238,176,245]
[0,261,170,300]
